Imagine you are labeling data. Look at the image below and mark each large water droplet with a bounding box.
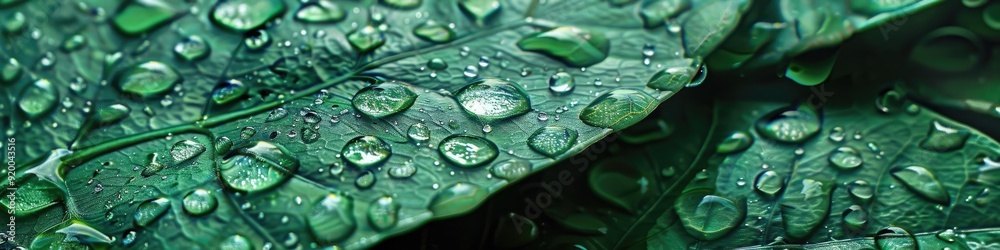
[755,104,821,143]
[407,123,431,142]
[639,0,691,28]
[674,190,743,240]
[753,170,784,198]
[240,126,257,140]
[414,20,456,43]
[841,205,868,234]
[220,141,300,192]
[134,197,170,227]
[427,58,448,70]
[141,153,166,177]
[579,89,656,130]
[463,65,479,78]
[454,78,532,121]
[300,127,320,144]
[517,26,609,67]
[342,136,392,167]
[828,146,863,170]
[848,180,873,202]
[170,140,206,162]
[438,135,499,168]
[174,35,210,61]
[717,131,753,154]
[367,196,400,231]
[112,0,181,35]
[527,126,578,157]
[780,179,833,240]
[389,161,417,178]
[183,189,217,216]
[490,159,531,180]
[2,12,26,34]
[891,166,950,204]
[428,182,488,217]
[210,0,286,31]
[458,0,500,24]
[919,120,970,152]
[352,82,417,118]
[308,193,356,244]
[294,0,344,23]
[17,79,57,120]
[348,25,385,53]
[219,235,253,250]
[874,226,917,250]
[548,72,575,95]
[114,61,181,98]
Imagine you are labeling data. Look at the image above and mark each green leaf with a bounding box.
[2,0,748,248]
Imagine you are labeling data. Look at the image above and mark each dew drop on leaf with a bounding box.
[890,166,950,204]
[517,26,610,67]
[407,123,431,143]
[352,82,418,118]
[348,25,386,53]
[114,61,181,98]
[342,136,392,167]
[219,142,300,192]
[828,146,863,170]
[244,30,271,51]
[355,170,376,189]
[674,190,743,241]
[219,234,253,250]
[527,126,579,157]
[174,35,210,61]
[294,0,345,23]
[112,0,181,35]
[17,79,58,120]
[579,89,656,130]
[919,120,970,152]
[754,104,821,143]
[300,127,320,144]
[874,226,917,250]
[210,0,286,31]
[240,126,256,140]
[170,140,206,162]
[753,170,783,198]
[426,58,448,70]
[212,79,248,105]
[388,161,417,178]
[134,197,170,227]
[490,159,531,181]
[458,0,501,24]
[716,131,753,154]
[438,135,499,168]
[367,196,400,231]
[308,193,357,244]
[381,0,422,9]
[548,72,575,95]
[428,182,488,217]
[841,205,868,233]
[183,189,217,216]
[414,20,456,43]
[454,78,532,121]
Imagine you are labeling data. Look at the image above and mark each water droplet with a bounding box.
[211,79,249,105]
[936,228,957,242]
[755,104,821,143]
[183,189,217,216]
[638,0,690,28]
[527,126,578,157]
[674,191,743,240]
[352,82,417,118]
[828,146,862,170]
[307,192,357,244]
[407,123,431,142]
[62,34,87,52]
[580,89,655,130]
[220,141,300,192]
[389,161,417,178]
[754,170,784,198]
[174,35,210,61]
[219,235,253,250]
[517,26,609,67]
[548,72,575,95]
[876,89,905,113]
[122,230,137,246]
[463,65,479,77]
[841,205,868,233]
[355,170,376,189]
[482,124,493,133]
[891,166,950,204]
[537,112,549,121]
[458,0,501,24]
[781,179,833,240]
[170,140,206,162]
[294,0,344,23]
[210,0,286,31]
[459,46,470,57]
[520,67,532,77]
[1,58,22,84]
[112,0,181,35]
[828,127,845,142]
[414,20,456,43]
[114,61,181,98]
[240,126,257,139]
[243,30,271,50]
[919,120,970,152]
[367,196,400,231]
[17,79,58,120]
[717,131,753,154]
[382,0,422,8]
[848,180,873,202]
[874,226,916,250]
[2,12,26,34]
[454,78,532,121]
[438,135,499,168]
[342,136,392,167]
[266,108,289,122]
[348,25,385,53]
[428,182,488,217]
[490,159,530,180]
[426,58,448,71]
[134,197,170,227]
